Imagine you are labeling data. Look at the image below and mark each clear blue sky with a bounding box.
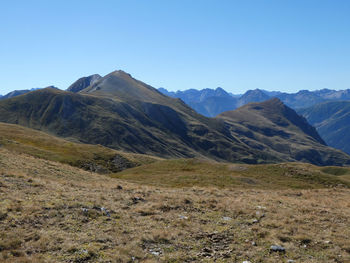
[1,0,350,94]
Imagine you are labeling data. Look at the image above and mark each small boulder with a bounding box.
[270,245,286,253]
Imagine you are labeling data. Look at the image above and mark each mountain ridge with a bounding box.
[158,87,350,117]
[299,101,350,155]
[0,70,349,166]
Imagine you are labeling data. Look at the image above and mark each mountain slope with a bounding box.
[1,148,349,263]
[0,71,349,165]
[298,101,350,155]
[67,74,101,93]
[217,98,350,166]
[0,122,158,173]
[0,88,44,100]
[0,87,268,163]
[158,87,238,117]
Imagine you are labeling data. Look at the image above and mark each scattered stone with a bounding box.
[324,240,332,244]
[287,260,295,263]
[200,247,212,257]
[243,261,252,263]
[256,211,265,218]
[149,248,162,256]
[184,199,192,204]
[270,245,286,253]
[101,207,111,217]
[179,215,188,220]
[132,197,145,204]
[81,208,89,213]
[222,216,232,221]
[251,241,257,246]
[256,205,266,209]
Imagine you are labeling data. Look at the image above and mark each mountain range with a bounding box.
[298,101,350,155]
[0,70,349,166]
[159,87,350,117]
[159,87,350,155]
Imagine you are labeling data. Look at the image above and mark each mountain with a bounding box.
[158,87,238,117]
[0,81,266,163]
[236,89,270,107]
[190,95,238,117]
[216,98,350,166]
[0,70,348,166]
[67,74,101,93]
[298,101,350,155]
[261,90,282,97]
[159,87,350,115]
[0,88,45,100]
[275,90,326,109]
[0,122,158,173]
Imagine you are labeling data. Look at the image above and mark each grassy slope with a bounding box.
[0,122,159,173]
[0,148,349,262]
[217,98,350,166]
[2,78,349,166]
[113,158,350,189]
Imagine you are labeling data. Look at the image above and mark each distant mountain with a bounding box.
[190,95,238,118]
[261,90,282,97]
[159,87,350,116]
[158,87,237,117]
[298,101,350,155]
[0,88,44,100]
[236,89,270,107]
[274,90,325,109]
[0,70,348,166]
[67,74,101,93]
[217,98,349,166]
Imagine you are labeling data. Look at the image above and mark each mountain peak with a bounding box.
[227,98,326,145]
[237,88,270,107]
[78,70,184,107]
[109,70,133,78]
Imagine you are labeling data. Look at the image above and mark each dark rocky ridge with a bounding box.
[67,74,101,93]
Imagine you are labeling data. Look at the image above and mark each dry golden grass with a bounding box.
[113,158,350,189]
[0,149,349,262]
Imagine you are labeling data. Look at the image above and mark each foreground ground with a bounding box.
[0,148,349,262]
